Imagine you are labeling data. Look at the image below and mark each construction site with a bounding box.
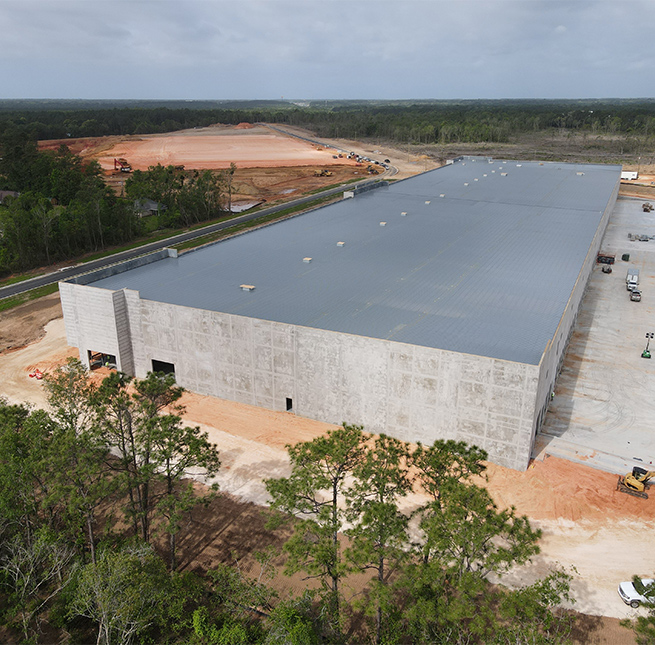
[38,123,391,208]
[4,125,655,641]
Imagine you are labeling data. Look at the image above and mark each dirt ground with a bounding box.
[39,125,348,172]
[37,124,428,205]
[0,298,644,643]
[0,292,62,353]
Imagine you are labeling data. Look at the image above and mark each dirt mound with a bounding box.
[234,122,255,129]
[484,456,655,522]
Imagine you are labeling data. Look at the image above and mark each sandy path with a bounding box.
[0,318,651,622]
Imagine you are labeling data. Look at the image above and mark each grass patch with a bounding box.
[0,272,46,288]
[78,230,180,263]
[0,283,60,313]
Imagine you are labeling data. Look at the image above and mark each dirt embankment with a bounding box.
[0,292,62,353]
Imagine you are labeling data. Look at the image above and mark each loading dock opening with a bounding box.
[88,351,116,370]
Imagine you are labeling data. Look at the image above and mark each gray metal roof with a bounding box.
[89,157,621,365]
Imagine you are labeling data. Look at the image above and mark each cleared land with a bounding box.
[38,124,438,207]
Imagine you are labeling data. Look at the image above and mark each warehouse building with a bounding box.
[60,157,621,470]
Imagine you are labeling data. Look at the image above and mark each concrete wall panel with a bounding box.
[62,289,541,470]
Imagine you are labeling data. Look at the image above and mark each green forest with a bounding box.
[0,132,229,277]
[2,98,655,144]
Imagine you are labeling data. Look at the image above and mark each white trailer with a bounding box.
[626,268,640,291]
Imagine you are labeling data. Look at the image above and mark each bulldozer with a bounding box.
[617,466,655,499]
[313,169,333,177]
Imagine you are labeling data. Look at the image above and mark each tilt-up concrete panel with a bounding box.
[94,294,541,470]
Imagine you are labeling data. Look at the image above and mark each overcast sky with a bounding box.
[2,0,654,101]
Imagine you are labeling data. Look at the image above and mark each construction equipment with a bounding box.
[617,467,655,499]
[313,169,333,177]
[114,158,132,173]
[643,203,653,212]
[597,252,615,265]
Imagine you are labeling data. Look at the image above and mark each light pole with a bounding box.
[642,332,653,359]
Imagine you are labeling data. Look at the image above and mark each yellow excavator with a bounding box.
[617,466,655,499]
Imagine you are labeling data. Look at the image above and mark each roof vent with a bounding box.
[474,178,479,181]
[425,200,431,205]
[483,174,487,177]
[303,257,312,263]
[440,194,445,198]
[577,172,585,176]
[491,170,496,173]
[401,211,407,216]
[240,284,255,292]
[337,241,345,247]
[501,172,508,177]
[464,182,469,186]
[379,221,387,226]
[516,164,522,167]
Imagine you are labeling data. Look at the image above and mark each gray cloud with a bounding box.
[0,0,653,99]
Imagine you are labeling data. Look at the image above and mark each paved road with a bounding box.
[0,182,371,300]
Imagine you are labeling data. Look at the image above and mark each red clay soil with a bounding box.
[39,125,358,173]
[483,456,655,522]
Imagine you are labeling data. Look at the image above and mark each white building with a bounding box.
[60,158,621,470]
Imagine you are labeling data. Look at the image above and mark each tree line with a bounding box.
[0,131,229,276]
[4,358,650,643]
[3,98,655,145]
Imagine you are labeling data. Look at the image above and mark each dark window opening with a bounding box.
[88,351,116,370]
[286,397,293,412]
[152,360,176,378]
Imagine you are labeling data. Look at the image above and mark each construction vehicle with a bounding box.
[313,169,333,177]
[617,466,655,499]
[643,203,653,212]
[114,158,132,173]
[597,252,615,265]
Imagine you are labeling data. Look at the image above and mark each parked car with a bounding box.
[631,289,642,302]
[618,578,655,608]
[602,265,612,274]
